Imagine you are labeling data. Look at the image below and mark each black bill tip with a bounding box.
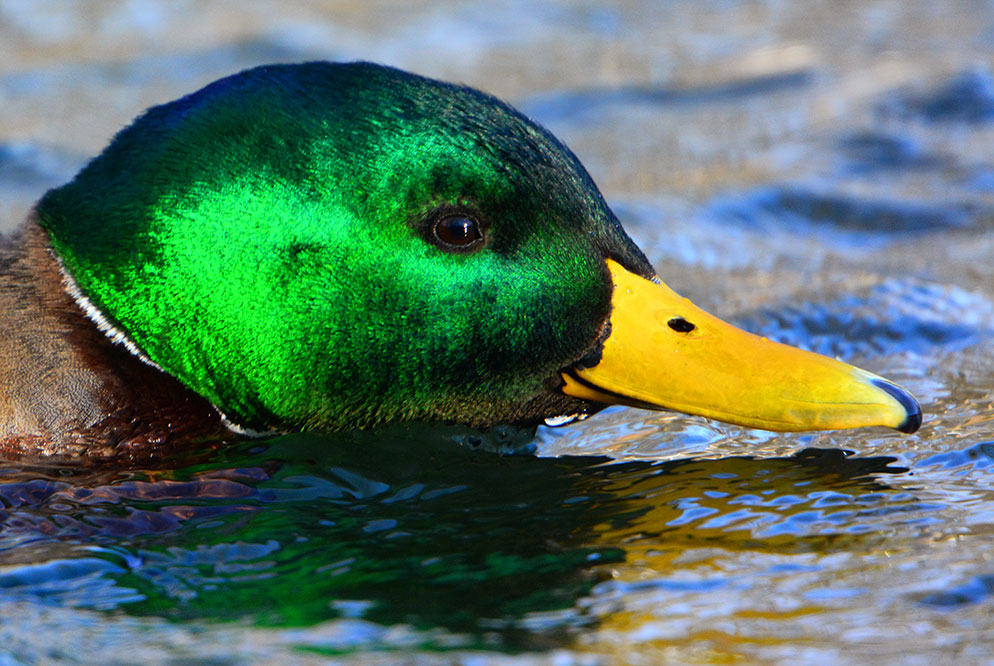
[871,378,923,434]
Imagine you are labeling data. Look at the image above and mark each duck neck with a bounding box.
[0,217,226,461]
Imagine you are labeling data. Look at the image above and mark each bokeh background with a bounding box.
[1,2,994,665]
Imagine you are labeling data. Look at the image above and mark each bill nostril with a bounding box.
[667,317,695,333]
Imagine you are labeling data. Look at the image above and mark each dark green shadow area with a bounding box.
[0,425,913,652]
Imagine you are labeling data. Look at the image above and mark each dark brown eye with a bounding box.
[668,317,696,333]
[433,215,484,251]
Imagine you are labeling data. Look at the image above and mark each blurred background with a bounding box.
[1,2,993,665]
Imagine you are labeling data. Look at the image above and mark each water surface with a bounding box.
[1,2,993,664]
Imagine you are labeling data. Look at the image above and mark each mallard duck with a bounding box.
[0,62,920,459]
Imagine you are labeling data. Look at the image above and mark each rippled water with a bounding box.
[1,2,993,664]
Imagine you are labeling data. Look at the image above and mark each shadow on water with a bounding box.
[0,425,912,651]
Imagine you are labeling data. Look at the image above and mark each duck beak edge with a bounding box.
[561,259,922,434]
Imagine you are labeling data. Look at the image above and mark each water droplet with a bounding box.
[544,414,580,427]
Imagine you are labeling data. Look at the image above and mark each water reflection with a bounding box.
[521,69,815,126]
[0,426,914,651]
[878,68,994,125]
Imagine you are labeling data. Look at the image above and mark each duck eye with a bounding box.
[432,215,484,251]
[668,317,696,333]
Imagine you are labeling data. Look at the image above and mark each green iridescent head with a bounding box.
[38,62,654,431]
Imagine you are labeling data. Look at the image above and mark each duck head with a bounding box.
[37,62,921,435]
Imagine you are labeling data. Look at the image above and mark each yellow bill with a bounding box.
[562,260,921,433]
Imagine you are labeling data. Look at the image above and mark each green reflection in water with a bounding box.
[0,425,912,652]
